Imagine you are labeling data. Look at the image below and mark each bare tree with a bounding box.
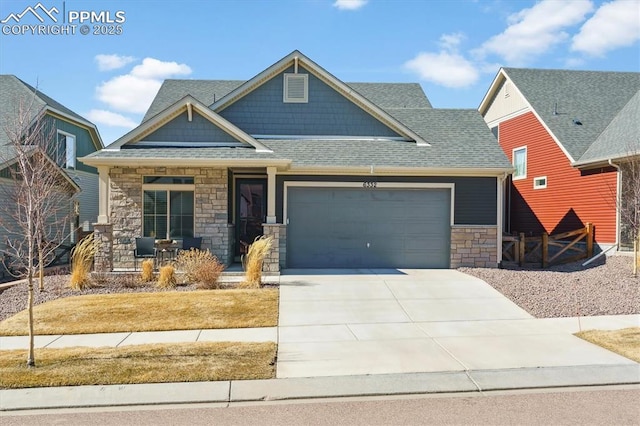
[618,150,640,276]
[0,96,77,367]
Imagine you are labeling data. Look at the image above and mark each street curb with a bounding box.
[1,364,638,411]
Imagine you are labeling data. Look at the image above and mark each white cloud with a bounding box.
[95,57,192,114]
[333,0,368,11]
[475,0,594,65]
[404,51,479,88]
[439,32,465,51]
[572,0,640,57]
[85,109,138,129]
[95,54,136,71]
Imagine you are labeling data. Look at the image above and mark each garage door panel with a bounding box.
[287,187,451,268]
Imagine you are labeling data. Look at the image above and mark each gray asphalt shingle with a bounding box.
[503,68,640,162]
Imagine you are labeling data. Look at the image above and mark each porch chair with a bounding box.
[179,237,202,254]
[134,237,156,270]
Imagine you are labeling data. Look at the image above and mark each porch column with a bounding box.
[266,166,277,224]
[97,166,109,224]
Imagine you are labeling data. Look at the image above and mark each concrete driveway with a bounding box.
[277,269,635,378]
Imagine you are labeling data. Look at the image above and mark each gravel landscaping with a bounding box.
[460,254,639,318]
[1,255,638,322]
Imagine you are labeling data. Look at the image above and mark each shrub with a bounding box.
[140,259,155,283]
[175,249,218,283]
[157,265,177,289]
[194,259,225,289]
[69,236,96,290]
[240,236,273,289]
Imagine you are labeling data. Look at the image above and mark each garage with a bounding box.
[286,185,452,268]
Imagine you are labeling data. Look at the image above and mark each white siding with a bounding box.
[483,80,530,125]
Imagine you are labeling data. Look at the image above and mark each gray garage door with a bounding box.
[286,187,451,268]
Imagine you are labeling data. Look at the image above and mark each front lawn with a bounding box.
[0,342,276,389]
[0,289,278,335]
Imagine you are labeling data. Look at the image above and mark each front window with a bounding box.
[513,146,527,180]
[56,131,76,168]
[143,176,194,239]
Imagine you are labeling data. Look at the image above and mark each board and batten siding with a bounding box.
[500,112,617,243]
[275,175,497,225]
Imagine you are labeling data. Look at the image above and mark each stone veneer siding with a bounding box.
[93,223,113,272]
[109,167,231,269]
[450,225,498,268]
[261,224,286,272]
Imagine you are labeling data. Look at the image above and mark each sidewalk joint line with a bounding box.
[115,332,132,348]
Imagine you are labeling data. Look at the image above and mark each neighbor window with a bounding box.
[56,131,76,168]
[512,147,527,180]
[533,176,547,189]
[143,176,195,239]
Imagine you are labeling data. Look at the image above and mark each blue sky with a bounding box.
[1,0,639,145]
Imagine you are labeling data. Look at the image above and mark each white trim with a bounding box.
[253,134,409,141]
[56,129,76,169]
[533,176,547,189]
[283,181,455,227]
[512,146,527,180]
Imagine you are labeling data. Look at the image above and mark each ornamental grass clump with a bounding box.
[194,258,225,289]
[175,249,219,284]
[69,236,96,290]
[157,265,177,289]
[140,259,155,283]
[240,236,273,289]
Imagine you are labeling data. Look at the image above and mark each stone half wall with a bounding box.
[450,225,498,268]
[108,166,231,270]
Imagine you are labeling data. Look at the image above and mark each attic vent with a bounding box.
[284,73,308,103]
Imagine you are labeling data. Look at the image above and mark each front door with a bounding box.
[235,179,267,256]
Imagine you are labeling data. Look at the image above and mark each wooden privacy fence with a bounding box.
[502,223,594,267]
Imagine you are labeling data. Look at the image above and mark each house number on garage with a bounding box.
[363,181,377,189]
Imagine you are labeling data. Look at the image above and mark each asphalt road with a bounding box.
[2,386,639,425]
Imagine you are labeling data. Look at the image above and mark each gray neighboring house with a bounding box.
[0,75,104,251]
[81,50,512,272]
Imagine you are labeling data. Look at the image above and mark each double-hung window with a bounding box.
[512,146,527,180]
[143,176,195,239]
[56,131,76,168]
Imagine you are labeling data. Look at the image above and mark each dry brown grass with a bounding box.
[140,259,155,282]
[0,289,279,335]
[175,249,219,283]
[0,342,276,389]
[194,259,225,289]
[157,265,177,289]
[68,236,96,290]
[575,327,640,362]
[241,236,273,289]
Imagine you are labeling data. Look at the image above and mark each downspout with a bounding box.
[497,172,509,267]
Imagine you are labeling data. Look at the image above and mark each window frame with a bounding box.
[56,130,76,169]
[142,177,195,240]
[533,176,547,190]
[512,146,527,181]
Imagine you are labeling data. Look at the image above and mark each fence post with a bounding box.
[519,233,525,266]
[586,222,594,258]
[541,232,548,268]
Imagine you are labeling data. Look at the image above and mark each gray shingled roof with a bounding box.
[83,108,511,170]
[578,90,640,164]
[143,80,432,123]
[0,74,96,147]
[503,68,640,162]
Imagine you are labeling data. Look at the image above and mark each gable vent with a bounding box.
[284,73,308,103]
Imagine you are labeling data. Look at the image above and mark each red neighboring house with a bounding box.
[479,68,639,252]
